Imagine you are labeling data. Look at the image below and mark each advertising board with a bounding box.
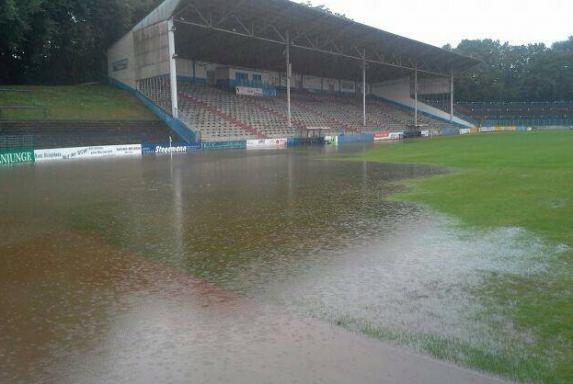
[142,143,201,155]
[246,138,288,150]
[388,132,404,140]
[236,87,264,97]
[0,150,34,166]
[35,144,142,162]
[373,131,391,141]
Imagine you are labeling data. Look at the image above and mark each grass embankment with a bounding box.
[347,131,573,383]
[0,85,156,121]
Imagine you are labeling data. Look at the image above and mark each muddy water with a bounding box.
[0,145,529,383]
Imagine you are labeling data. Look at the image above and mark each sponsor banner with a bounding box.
[324,136,338,145]
[0,150,34,166]
[373,131,391,141]
[246,138,288,150]
[337,133,374,144]
[497,126,517,132]
[516,126,533,132]
[35,144,142,162]
[142,143,201,155]
[479,127,496,133]
[236,86,263,97]
[421,130,430,137]
[388,132,404,140]
[459,128,471,135]
[112,58,129,72]
[202,141,247,151]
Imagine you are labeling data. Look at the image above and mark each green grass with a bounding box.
[0,85,157,121]
[344,131,573,383]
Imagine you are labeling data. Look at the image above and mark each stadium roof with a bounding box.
[132,0,480,82]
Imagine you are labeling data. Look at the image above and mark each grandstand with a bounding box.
[108,0,479,144]
[177,83,462,141]
[422,99,573,128]
[456,102,573,127]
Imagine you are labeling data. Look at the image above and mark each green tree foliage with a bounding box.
[451,37,573,102]
[0,0,162,84]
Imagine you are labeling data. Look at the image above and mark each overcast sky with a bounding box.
[296,0,572,48]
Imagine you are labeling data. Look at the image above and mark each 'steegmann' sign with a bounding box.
[0,150,35,166]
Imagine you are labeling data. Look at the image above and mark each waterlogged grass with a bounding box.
[333,316,546,383]
[0,85,157,121]
[345,131,573,383]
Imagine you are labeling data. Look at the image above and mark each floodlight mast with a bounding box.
[168,18,179,119]
[286,31,292,128]
[450,70,455,122]
[363,49,367,128]
[414,66,418,127]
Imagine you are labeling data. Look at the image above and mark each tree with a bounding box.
[0,0,161,84]
[451,38,573,102]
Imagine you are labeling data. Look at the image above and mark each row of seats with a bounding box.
[455,102,573,121]
[178,84,460,140]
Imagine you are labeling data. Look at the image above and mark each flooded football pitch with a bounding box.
[1,145,557,383]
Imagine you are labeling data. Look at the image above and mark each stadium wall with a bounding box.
[371,78,474,127]
[133,21,171,80]
[176,59,211,84]
[108,33,137,88]
[174,58,366,96]
[108,23,198,144]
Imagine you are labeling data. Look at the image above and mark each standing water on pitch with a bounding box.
[0,145,557,383]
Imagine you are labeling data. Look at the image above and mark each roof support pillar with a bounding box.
[286,31,292,128]
[450,70,455,122]
[414,66,418,127]
[168,18,179,119]
[362,49,367,129]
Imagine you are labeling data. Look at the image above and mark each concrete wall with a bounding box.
[323,78,338,93]
[108,32,137,88]
[371,77,474,127]
[176,59,214,83]
[108,21,174,87]
[418,77,450,96]
[303,75,322,92]
[214,66,283,89]
[133,21,171,80]
[340,80,356,94]
[173,59,371,95]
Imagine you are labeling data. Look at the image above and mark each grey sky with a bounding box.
[296,0,572,48]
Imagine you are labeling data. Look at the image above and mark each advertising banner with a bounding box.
[236,86,264,97]
[337,134,374,144]
[142,143,201,155]
[459,128,471,135]
[246,138,288,150]
[373,131,391,141]
[388,132,404,140]
[0,150,34,166]
[35,144,142,162]
[421,130,430,137]
[324,136,338,145]
[479,127,496,133]
[202,141,247,151]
